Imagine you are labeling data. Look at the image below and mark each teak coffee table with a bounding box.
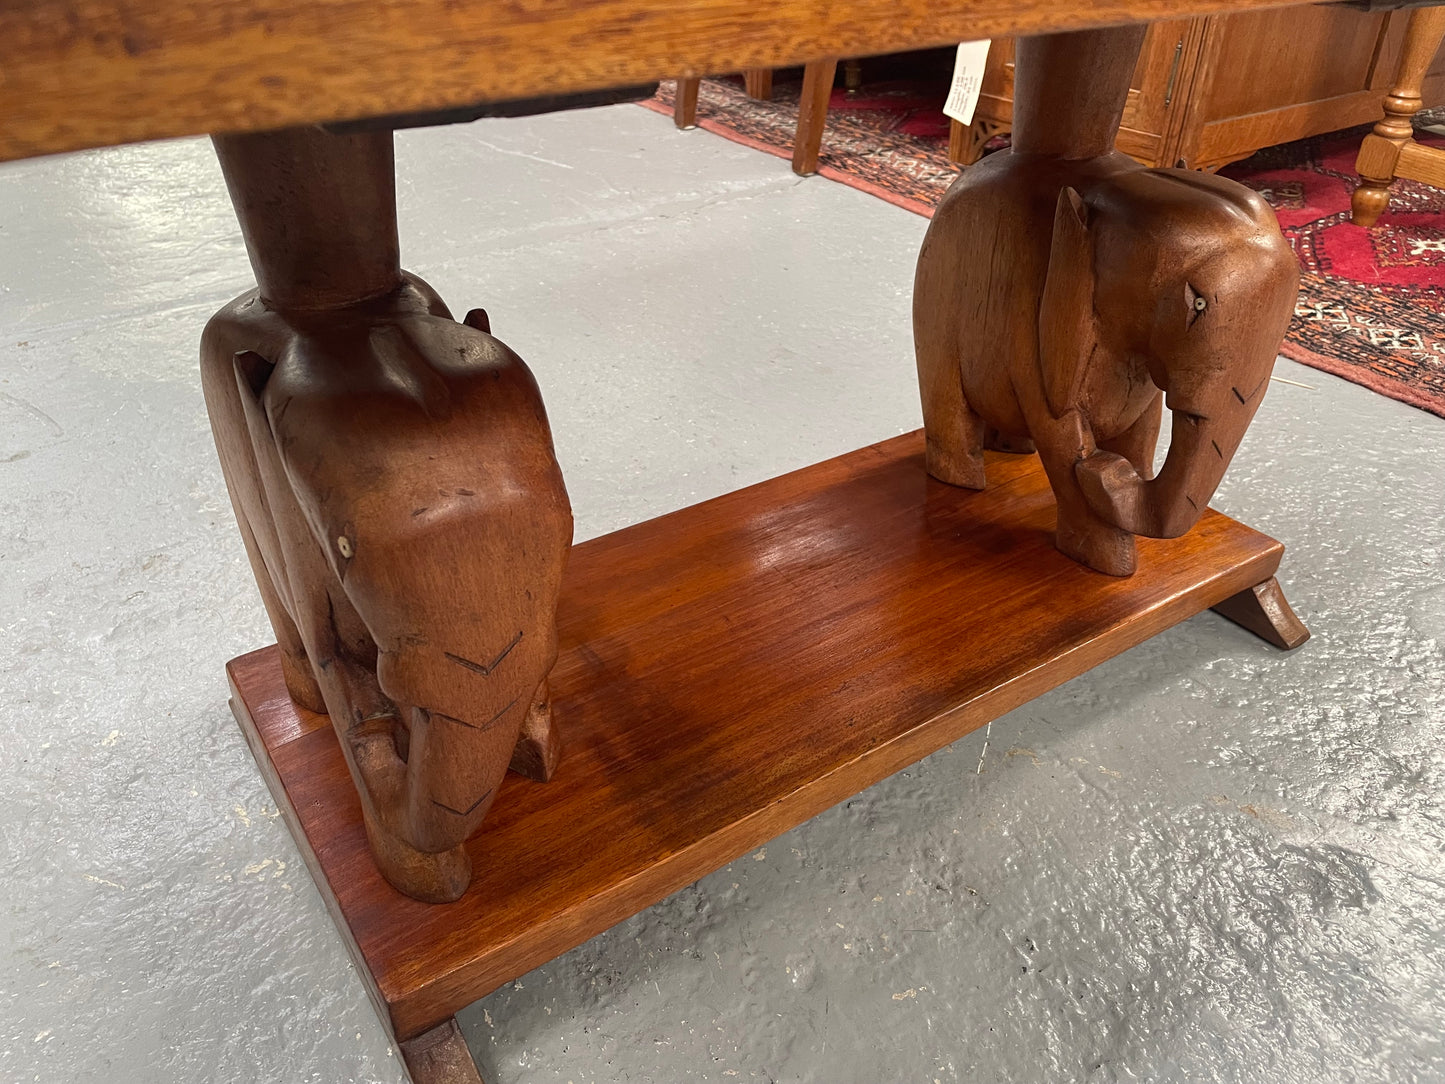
[2,2,1319,1081]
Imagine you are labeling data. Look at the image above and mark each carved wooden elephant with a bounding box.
[201,273,572,903]
[913,28,1299,577]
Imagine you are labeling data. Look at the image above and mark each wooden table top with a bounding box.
[3,0,1309,163]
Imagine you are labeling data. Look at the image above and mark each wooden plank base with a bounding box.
[227,430,1299,1062]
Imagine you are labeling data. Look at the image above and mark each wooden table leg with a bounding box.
[202,125,573,906]
[743,67,773,100]
[792,58,838,175]
[1352,5,1445,226]
[674,76,701,128]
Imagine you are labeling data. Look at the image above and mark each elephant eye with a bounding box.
[1185,283,1207,328]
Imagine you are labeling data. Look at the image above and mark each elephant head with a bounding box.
[229,304,572,899]
[1038,170,1299,539]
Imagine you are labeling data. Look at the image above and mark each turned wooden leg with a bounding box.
[1353,6,1445,226]
[674,76,701,129]
[400,1019,484,1084]
[792,58,838,176]
[202,126,573,904]
[743,68,773,100]
[1211,576,1310,650]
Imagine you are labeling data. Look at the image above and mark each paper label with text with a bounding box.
[943,40,991,126]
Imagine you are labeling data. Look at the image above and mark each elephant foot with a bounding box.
[1056,518,1137,577]
[362,808,472,904]
[279,648,327,716]
[509,688,562,783]
[925,436,986,490]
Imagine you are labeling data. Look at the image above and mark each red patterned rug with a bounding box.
[643,74,1445,419]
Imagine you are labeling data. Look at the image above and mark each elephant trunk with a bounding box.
[1075,393,1260,539]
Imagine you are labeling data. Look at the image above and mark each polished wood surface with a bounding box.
[914,26,1298,577]
[2,0,1355,162]
[1353,5,1445,226]
[203,125,573,902]
[229,430,1291,1043]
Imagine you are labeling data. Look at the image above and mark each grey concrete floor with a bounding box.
[1,104,1442,1084]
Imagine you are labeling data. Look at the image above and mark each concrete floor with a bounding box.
[1,104,1442,1084]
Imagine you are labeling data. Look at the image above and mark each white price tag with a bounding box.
[943,40,991,126]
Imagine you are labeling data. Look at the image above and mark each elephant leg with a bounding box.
[1035,417,1137,577]
[238,510,326,715]
[200,316,327,716]
[913,296,986,488]
[509,681,563,783]
[927,387,986,489]
[1096,390,1162,481]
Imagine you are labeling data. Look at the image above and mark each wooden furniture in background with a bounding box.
[674,75,701,128]
[794,59,841,174]
[1352,5,1445,226]
[230,430,1304,1070]
[956,6,1445,170]
[917,26,1299,576]
[670,59,839,175]
[744,68,774,100]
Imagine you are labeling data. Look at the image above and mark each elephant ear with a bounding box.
[233,350,276,403]
[1037,187,1098,419]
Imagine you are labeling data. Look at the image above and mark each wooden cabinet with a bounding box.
[960,6,1445,170]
